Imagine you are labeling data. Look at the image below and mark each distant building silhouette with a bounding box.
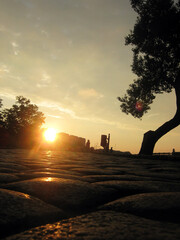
[86,140,90,150]
[41,132,87,151]
[56,133,86,151]
[101,134,110,151]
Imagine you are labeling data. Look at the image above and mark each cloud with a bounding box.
[0,91,16,100]
[11,41,20,55]
[38,101,75,117]
[0,25,21,37]
[78,88,103,99]
[11,42,18,48]
[0,64,10,73]
[41,72,51,83]
[37,72,51,88]
[71,113,145,132]
[0,88,145,133]
[47,114,62,119]
[41,30,49,37]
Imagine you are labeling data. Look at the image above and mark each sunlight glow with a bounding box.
[44,128,57,142]
[44,177,53,182]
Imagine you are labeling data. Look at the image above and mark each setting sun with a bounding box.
[44,128,57,142]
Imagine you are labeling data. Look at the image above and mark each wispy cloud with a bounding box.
[0,88,145,133]
[38,101,75,117]
[19,94,144,132]
[47,114,62,119]
[41,72,51,83]
[11,41,20,55]
[0,25,21,37]
[41,30,49,37]
[72,114,145,132]
[0,92,16,100]
[37,72,51,88]
[78,88,103,99]
[0,64,10,73]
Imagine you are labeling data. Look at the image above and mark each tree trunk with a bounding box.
[139,80,180,155]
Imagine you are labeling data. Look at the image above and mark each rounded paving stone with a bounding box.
[81,174,157,183]
[0,188,65,238]
[1,150,180,239]
[70,167,119,175]
[0,162,28,171]
[16,172,85,182]
[4,210,180,240]
[92,180,180,195]
[99,192,180,222]
[0,174,19,184]
[5,177,118,212]
[0,168,18,174]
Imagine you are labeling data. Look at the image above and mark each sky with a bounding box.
[0,0,179,154]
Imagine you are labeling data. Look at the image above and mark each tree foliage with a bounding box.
[2,96,45,134]
[118,0,180,118]
[0,99,2,108]
[0,98,3,125]
[0,96,45,148]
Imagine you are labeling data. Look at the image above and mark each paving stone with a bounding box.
[81,174,159,183]
[0,174,19,183]
[70,167,119,175]
[16,172,84,182]
[0,162,28,171]
[0,188,65,238]
[24,168,82,176]
[99,192,180,222]
[130,171,180,181]
[49,164,83,170]
[0,168,18,174]
[5,177,118,212]
[1,150,180,239]
[92,180,180,195]
[4,210,180,240]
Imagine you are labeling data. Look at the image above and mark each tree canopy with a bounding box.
[0,96,45,148]
[118,0,180,154]
[118,0,180,118]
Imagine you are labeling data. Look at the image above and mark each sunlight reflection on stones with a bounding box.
[23,193,31,199]
[46,150,53,158]
[44,177,53,182]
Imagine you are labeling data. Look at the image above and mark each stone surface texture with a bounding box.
[0,149,179,239]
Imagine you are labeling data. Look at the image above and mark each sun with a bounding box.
[44,128,57,142]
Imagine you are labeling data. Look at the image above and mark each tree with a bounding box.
[118,0,180,155]
[0,98,3,126]
[1,96,45,147]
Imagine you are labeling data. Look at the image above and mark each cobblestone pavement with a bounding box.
[0,149,180,239]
